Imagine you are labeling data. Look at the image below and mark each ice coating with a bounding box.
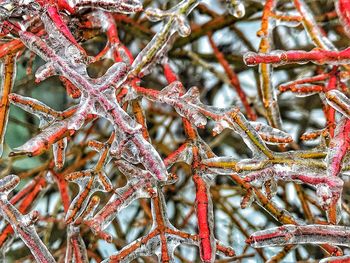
[235,158,268,172]
[65,224,88,263]
[326,90,350,119]
[0,55,16,157]
[336,0,350,39]
[129,0,200,77]
[87,160,157,233]
[8,114,80,157]
[0,0,40,21]
[193,173,216,263]
[250,121,293,145]
[71,0,143,14]
[9,93,58,128]
[35,62,57,82]
[53,138,67,169]
[294,0,335,50]
[18,9,168,182]
[247,224,350,248]
[326,117,350,177]
[320,255,350,263]
[158,83,207,127]
[142,81,273,159]
[3,0,348,261]
[243,164,343,210]
[244,48,350,67]
[65,169,113,223]
[101,189,191,262]
[0,175,56,263]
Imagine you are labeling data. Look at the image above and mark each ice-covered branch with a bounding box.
[0,175,55,263]
[247,224,350,248]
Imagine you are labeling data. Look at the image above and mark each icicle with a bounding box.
[9,93,58,128]
[9,116,76,157]
[9,121,69,157]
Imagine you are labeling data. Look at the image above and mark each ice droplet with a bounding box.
[227,0,245,18]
